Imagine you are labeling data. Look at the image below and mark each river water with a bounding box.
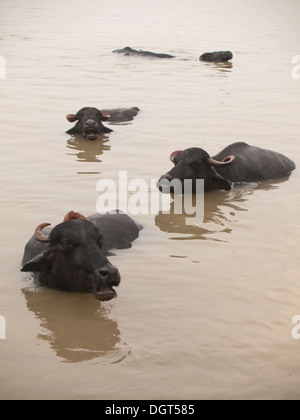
[0,0,300,400]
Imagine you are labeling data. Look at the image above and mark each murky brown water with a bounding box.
[1,0,300,400]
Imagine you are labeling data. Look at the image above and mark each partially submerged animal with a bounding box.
[200,51,233,62]
[21,211,142,301]
[66,106,140,140]
[113,46,175,59]
[158,142,296,193]
[113,46,233,62]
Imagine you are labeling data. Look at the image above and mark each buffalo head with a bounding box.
[158,148,235,193]
[21,211,121,301]
[66,107,112,140]
[200,51,233,62]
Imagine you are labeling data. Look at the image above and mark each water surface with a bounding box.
[0,0,300,400]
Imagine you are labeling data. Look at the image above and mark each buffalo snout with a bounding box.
[84,119,98,129]
[157,174,175,194]
[93,263,121,301]
[159,173,173,182]
[83,119,100,141]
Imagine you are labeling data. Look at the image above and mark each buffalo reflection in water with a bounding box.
[66,119,135,164]
[202,61,233,78]
[66,134,111,163]
[155,179,288,241]
[22,287,129,364]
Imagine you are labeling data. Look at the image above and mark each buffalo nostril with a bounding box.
[96,265,120,285]
[99,270,109,278]
[157,174,173,189]
[160,173,173,182]
[84,119,97,127]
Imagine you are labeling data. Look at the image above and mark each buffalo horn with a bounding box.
[207,155,235,167]
[35,223,51,243]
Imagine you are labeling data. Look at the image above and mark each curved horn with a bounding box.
[207,155,235,167]
[35,223,51,243]
[170,150,183,163]
[63,211,87,222]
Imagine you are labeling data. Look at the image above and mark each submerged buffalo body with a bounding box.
[113,46,175,59]
[159,142,296,193]
[21,211,142,301]
[66,106,140,140]
[113,47,233,62]
[200,51,233,62]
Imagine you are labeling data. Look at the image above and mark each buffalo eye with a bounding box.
[189,161,202,171]
[61,238,75,252]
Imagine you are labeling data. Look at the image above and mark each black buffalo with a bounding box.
[113,47,233,62]
[200,51,233,62]
[158,142,296,193]
[66,106,140,140]
[21,211,142,301]
[113,46,175,59]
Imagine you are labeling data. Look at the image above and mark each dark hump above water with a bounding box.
[113,46,175,59]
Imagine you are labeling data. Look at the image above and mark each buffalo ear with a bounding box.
[21,252,47,273]
[101,111,111,121]
[64,211,87,222]
[170,150,183,163]
[66,114,78,123]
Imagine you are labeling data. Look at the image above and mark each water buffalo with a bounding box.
[66,106,140,140]
[158,142,296,193]
[113,47,233,62]
[200,51,233,62]
[113,46,175,59]
[21,211,142,301]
